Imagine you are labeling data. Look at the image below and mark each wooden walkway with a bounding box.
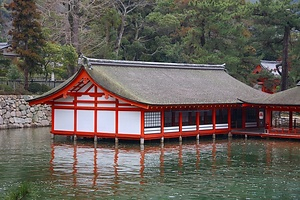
[231,128,300,140]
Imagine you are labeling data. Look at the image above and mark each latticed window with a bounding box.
[144,112,161,128]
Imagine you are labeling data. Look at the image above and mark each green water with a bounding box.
[0,127,300,199]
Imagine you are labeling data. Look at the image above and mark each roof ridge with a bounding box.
[86,58,226,70]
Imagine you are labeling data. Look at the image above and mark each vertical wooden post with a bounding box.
[161,110,165,139]
[265,109,272,133]
[289,111,293,130]
[212,108,216,131]
[227,107,232,132]
[242,107,246,129]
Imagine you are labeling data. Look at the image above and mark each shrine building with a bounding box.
[28,58,272,143]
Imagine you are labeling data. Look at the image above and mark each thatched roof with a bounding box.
[240,82,300,106]
[28,58,268,106]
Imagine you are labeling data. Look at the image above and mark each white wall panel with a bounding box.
[97,103,116,107]
[118,111,141,134]
[77,110,94,132]
[54,109,74,131]
[97,111,116,133]
[77,103,94,107]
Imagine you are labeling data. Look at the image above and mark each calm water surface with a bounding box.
[0,127,300,199]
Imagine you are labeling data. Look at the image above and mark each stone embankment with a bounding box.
[0,95,51,129]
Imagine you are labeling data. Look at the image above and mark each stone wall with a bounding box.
[0,95,51,129]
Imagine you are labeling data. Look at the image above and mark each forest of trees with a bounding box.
[0,0,299,92]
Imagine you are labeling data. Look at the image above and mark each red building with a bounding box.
[252,60,281,94]
[28,58,299,143]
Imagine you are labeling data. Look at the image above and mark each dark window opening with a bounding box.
[246,108,257,122]
[182,111,197,126]
[216,109,228,124]
[200,110,212,125]
[164,111,179,127]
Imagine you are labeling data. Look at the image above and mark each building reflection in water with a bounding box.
[49,138,296,189]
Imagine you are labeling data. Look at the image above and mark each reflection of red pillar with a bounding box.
[266,142,272,168]
[114,147,119,185]
[93,146,98,187]
[227,138,231,166]
[73,143,78,186]
[160,144,164,178]
[140,147,145,183]
[50,142,55,177]
[178,144,183,174]
[196,143,200,170]
[212,141,216,175]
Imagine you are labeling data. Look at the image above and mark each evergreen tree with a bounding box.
[6,0,46,90]
[250,0,300,90]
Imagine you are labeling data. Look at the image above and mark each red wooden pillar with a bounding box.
[141,110,145,139]
[115,100,119,139]
[212,108,216,131]
[289,111,293,130]
[51,102,55,134]
[265,109,272,132]
[196,111,200,131]
[179,112,183,134]
[74,96,78,136]
[227,108,231,131]
[94,88,97,137]
[161,110,165,139]
[242,107,246,129]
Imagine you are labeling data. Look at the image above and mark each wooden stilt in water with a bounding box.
[115,137,119,145]
[228,132,232,138]
[196,134,200,140]
[179,136,182,143]
[94,136,97,143]
[212,134,216,139]
[51,134,55,139]
[160,137,164,144]
[140,138,144,145]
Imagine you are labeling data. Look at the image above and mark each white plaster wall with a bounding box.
[97,103,116,107]
[118,111,141,134]
[77,103,94,107]
[77,110,94,132]
[97,111,115,133]
[54,109,74,131]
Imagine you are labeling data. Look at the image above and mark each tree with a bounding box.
[6,0,46,90]
[250,0,300,90]
[41,42,78,80]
